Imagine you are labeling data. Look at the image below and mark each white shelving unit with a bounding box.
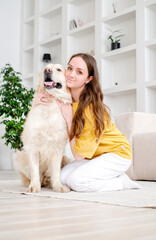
[20,0,36,89]
[144,0,156,113]
[20,0,156,116]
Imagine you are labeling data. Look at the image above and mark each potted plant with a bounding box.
[107,28,125,50]
[0,64,35,151]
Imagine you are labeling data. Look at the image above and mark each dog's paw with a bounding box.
[27,183,41,193]
[23,181,30,188]
[53,184,70,193]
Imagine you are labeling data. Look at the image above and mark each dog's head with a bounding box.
[37,63,71,103]
[43,64,65,91]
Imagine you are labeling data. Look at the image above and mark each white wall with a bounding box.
[0,0,21,169]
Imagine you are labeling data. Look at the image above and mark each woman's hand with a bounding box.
[57,101,73,131]
[32,91,53,107]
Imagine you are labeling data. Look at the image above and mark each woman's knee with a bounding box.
[66,170,86,191]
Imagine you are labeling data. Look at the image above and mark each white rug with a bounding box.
[0,179,156,208]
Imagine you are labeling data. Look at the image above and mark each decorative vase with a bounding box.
[111,42,120,50]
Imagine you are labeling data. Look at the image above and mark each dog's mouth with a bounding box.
[44,68,62,89]
[44,78,62,89]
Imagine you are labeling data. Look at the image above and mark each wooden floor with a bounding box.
[0,171,156,240]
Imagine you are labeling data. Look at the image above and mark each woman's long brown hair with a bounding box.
[69,53,111,142]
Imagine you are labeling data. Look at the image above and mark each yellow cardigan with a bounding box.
[72,102,132,160]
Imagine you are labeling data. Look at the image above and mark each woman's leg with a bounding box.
[63,153,140,192]
[60,159,88,186]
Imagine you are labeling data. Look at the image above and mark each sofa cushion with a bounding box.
[115,112,156,147]
[115,112,156,180]
[133,132,156,180]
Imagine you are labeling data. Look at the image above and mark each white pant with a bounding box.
[60,153,140,192]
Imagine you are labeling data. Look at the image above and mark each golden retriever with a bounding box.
[16,63,72,193]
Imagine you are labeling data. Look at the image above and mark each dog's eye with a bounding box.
[57,68,61,72]
[56,68,62,72]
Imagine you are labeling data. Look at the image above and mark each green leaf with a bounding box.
[0,64,35,150]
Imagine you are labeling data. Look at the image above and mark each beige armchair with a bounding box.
[115,112,156,180]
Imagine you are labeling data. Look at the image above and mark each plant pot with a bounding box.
[111,42,120,50]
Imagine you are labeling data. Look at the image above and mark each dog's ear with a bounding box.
[36,71,44,93]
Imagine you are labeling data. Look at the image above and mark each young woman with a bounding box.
[33,53,140,192]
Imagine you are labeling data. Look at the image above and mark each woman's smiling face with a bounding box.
[65,56,91,91]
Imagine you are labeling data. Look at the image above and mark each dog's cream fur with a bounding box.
[16,63,72,193]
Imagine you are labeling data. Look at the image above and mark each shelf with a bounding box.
[102,6,136,25]
[40,34,62,47]
[102,12,136,52]
[145,38,156,49]
[103,84,137,96]
[39,43,62,69]
[67,0,76,3]
[67,0,95,31]
[24,44,34,53]
[39,0,62,14]
[24,0,35,21]
[23,73,34,90]
[145,2,156,41]
[102,51,136,90]
[39,3,62,43]
[145,80,156,88]
[67,0,90,5]
[145,87,156,112]
[40,4,62,18]
[23,51,34,78]
[102,44,136,60]
[145,45,156,82]
[67,26,95,59]
[102,0,136,18]
[24,16,35,25]
[67,0,95,8]
[145,0,156,8]
[104,91,136,115]
[68,21,95,36]
[23,73,34,81]
[23,22,34,48]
